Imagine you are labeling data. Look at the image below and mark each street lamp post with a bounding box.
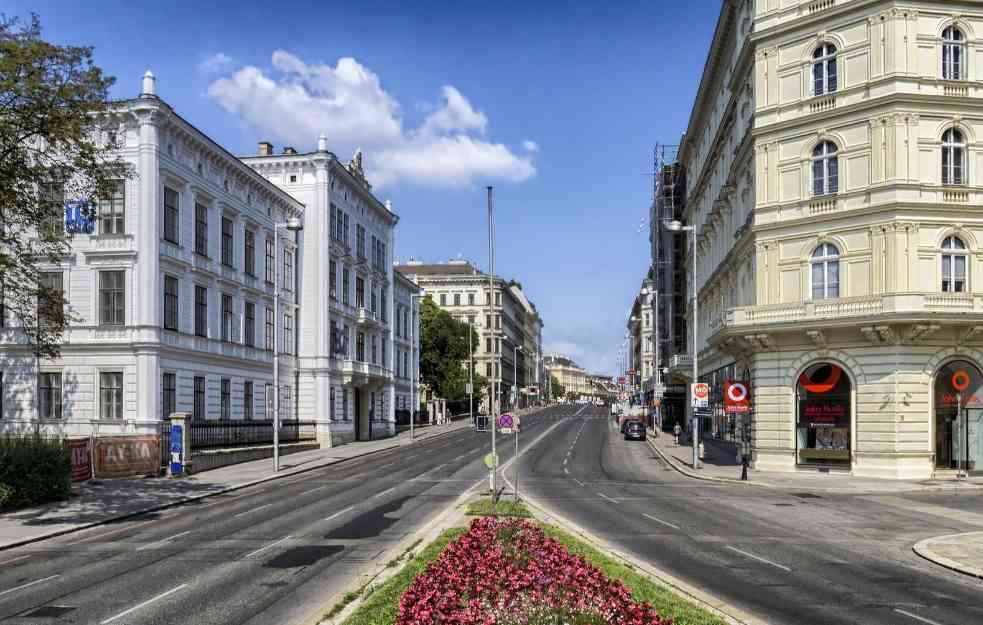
[665,219,699,469]
[487,186,498,495]
[272,216,303,473]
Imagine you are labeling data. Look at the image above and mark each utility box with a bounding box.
[168,412,191,477]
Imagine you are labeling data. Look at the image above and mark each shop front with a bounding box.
[796,362,851,469]
[934,360,983,474]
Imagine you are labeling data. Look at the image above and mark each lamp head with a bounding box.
[286,217,303,231]
[664,220,683,232]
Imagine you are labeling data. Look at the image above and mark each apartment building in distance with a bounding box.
[674,0,983,478]
[0,72,304,437]
[393,271,422,422]
[544,355,590,398]
[394,260,544,410]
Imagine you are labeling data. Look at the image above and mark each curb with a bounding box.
[517,491,770,625]
[0,424,469,553]
[913,532,983,580]
[647,435,757,487]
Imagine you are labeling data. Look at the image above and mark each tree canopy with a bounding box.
[0,14,127,358]
[419,297,486,402]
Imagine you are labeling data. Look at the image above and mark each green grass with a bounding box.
[541,524,728,625]
[336,527,467,625]
[465,497,532,518]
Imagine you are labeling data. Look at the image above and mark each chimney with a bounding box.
[258,142,273,156]
[282,146,297,155]
[141,70,156,97]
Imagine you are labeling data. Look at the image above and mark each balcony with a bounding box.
[356,307,381,327]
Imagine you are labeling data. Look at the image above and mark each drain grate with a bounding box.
[25,606,77,618]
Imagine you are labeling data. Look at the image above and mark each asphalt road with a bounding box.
[520,405,983,625]
[0,415,556,625]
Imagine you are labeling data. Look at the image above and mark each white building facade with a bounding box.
[393,271,422,423]
[680,0,983,479]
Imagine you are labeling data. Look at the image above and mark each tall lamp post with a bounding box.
[409,290,425,441]
[486,186,499,495]
[664,219,699,469]
[273,217,303,472]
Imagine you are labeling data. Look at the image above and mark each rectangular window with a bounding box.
[98,180,125,235]
[193,376,205,420]
[342,388,349,420]
[195,285,207,337]
[440,293,447,306]
[342,266,350,305]
[356,276,365,308]
[221,217,234,267]
[454,293,461,306]
[38,272,64,327]
[495,315,501,330]
[221,378,230,420]
[265,307,274,350]
[468,293,475,305]
[468,315,475,325]
[162,372,176,420]
[343,213,350,247]
[382,337,387,367]
[40,182,64,236]
[356,224,366,259]
[244,380,254,420]
[485,362,492,377]
[356,332,365,361]
[284,313,294,354]
[163,187,179,244]
[244,302,255,347]
[485,314,491,328]
[283,250,294,291]
[195,202,208,256]
[164,275,179,331]
[330,260,337,299]
[265,237,275,284]
[280,385,293,420]
[380,287,387,322]
[100,372,123,420]
[222,294,234,342]
[244,229,256,276]
[495,292,501,306]
[99,271,125,325]
[370,282,377,313]
[265,383,273,419]
[486,337,492,353]
[38,372,62,420]
[371,334,378,364]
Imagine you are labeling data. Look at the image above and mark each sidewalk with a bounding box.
[914,531,983,579]
[0,420,471,551]
[647,429,983,494]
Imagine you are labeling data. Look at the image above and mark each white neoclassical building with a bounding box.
[675,0,983,479]
[0,72,303,437]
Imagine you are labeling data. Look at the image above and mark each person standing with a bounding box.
[673,422,682,446]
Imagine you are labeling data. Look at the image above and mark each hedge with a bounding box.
[0,434,71,509]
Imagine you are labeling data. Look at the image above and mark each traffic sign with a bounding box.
[691,382,710,409]
[724,380,750,413]
[498,413,514,429]
[483,452,499,469]
[466,382,473,394]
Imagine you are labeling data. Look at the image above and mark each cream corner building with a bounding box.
[680,0,983,479]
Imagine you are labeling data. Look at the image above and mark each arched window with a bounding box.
[942,26,965,80]
[811,243,840,300]
[796,362,851,467]
[942,128,966,186]
[812,43,838,95]
[812,141,839,196]
[941,235,967,293]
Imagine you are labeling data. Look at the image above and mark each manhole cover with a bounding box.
[25,606,76,618]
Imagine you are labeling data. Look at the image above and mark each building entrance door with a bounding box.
[936,408,957,469]
[962,408,983,474]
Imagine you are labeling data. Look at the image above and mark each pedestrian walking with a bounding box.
[673,423,681,446]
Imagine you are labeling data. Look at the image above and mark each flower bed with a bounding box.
[396,517,670,625]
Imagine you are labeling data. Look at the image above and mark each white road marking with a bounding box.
[424,463,447,475]
[563,467,570,474]
[135,530,192,552]
[243,535,292,559]
[573,479,585,487]
[725,546,791,572]
[307,484,330,493]
[0,555,31,566]
[325,506,355,521]
[893,609,947,625]
[0,575,59,598]
[642,513,680,530]
[233,504,272,518]
[373,486,396,499]
[406,454,419,460]
[100,583,188,624]
[376,462,395,469]
[597,492,620,504]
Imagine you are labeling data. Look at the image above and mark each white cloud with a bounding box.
[522,140,539,152]
[199,53,233,74]
[207,51,534,188]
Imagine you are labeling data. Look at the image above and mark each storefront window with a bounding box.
[796,363,851,466]
[934,360,983,472]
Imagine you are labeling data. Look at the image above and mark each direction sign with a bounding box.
[691,382,710,409]
[724,380,751,413]
[498,413,514,429]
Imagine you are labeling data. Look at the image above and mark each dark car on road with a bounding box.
[623,419,645,441]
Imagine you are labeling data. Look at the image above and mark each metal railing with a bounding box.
[189,420,316,450]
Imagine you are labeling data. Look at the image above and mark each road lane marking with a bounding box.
[325,506,355,521]
[725,546,791,572]
[244,535,292,559]
[597,493,619,504]
[0,555,31,566]
[894,609,947,625]
[307,484,330,493]
[100,583,188,624]
[563,467,570,474]
[406,454,419,459]
[421,463,446,475]
[135,530,192,552]
[233,504,272,518]
[642,513,680,530]
[373,486,396,499]
[573,479,585,487]
[62,520,154,546]
[0,575,59,598]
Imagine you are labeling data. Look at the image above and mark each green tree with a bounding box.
[419,297,486,402]
[549,374,565,401]
[0,14,127,358]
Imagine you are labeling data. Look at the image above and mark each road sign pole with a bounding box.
[514,418,519,503]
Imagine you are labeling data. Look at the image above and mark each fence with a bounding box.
[188,420,317,450]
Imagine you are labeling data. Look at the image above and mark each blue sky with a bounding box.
[13,0,719,373]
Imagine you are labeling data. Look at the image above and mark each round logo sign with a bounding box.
[952,370,971,391]
[726,382,748,402]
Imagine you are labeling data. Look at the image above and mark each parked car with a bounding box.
[620,417,641,434]
[624,420,646,441]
